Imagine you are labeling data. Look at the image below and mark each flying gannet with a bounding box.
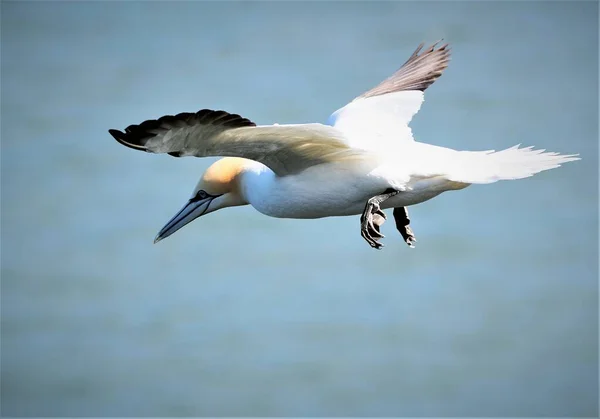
[109,41,579,250]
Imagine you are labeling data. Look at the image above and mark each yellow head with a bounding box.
[194,157,247,196]
[154,157,250,243]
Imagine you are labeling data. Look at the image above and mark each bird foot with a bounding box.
[360,201,387,250]
[401,225,417,248]
[393,207,417,248]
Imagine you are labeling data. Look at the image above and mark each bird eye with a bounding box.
[190,190,209,202]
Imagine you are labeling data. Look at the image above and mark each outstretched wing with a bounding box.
[327,41,451,151]
[109,109,365,176]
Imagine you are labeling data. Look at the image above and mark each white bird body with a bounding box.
[238,159,387,218]
[110,41,579,249]
[237,146,466,219]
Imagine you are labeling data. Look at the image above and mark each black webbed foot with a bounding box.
[393,207,417,248]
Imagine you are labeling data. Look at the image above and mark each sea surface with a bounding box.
[1,1,598,416]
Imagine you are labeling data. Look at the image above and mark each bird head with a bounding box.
[154,158,249,243]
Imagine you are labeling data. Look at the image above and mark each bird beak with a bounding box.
[154,195,216,243]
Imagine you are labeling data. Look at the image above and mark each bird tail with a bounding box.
[446,145,580,184]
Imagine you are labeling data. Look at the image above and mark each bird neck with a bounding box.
[236,160,275,207]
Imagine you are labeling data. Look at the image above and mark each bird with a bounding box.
[109,41,579,250]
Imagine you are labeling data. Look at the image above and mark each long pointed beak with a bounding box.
[154,196,215,243]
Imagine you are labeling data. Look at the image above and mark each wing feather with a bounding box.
[358,40,450,99]
[110,109,364,176]
[328,41,451,151]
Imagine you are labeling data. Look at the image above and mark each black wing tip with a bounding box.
[108,128,147,151]
[108,128,125,141]
[109,109,256,154]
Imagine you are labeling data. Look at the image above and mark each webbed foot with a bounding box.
[360,189,400,249]
[360,202,387,249]
[393,207,417,248]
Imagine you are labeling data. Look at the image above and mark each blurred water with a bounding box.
[1,1,598,416]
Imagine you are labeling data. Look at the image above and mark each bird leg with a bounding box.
[360,189,400,249]
[393,207,417,248]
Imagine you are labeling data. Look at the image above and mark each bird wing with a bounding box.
[109,109,367,177]
[327,41,450,151]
